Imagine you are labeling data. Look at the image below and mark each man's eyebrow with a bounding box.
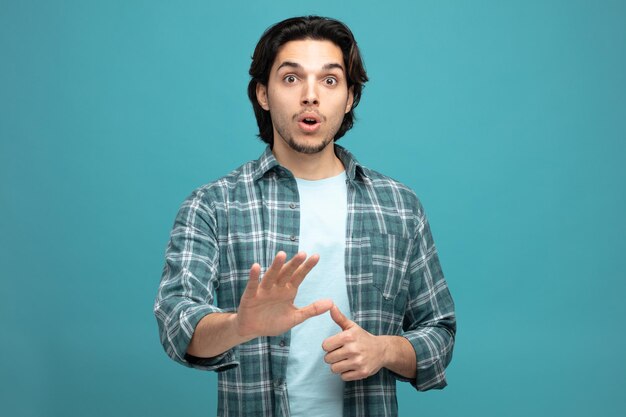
[322,63,345,73]
[276,61,302,71]
[276,61,345,73]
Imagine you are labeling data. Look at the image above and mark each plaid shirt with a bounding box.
[154,145,456,417]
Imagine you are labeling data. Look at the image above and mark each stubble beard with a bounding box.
[273,114,339,155]
[277,129,334,154]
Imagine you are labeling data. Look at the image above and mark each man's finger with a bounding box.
[259,251,287,289]
[340,370,364,382]
[321,332,344,352]
[244,263,261,295]
[324,347,349,365]
[330,304,355,330]
[276,251,306,286]
[289,253,320,288]
[330,359,354,375]
[293,298,333,326]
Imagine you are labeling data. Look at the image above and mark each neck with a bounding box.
[272,141,345,180]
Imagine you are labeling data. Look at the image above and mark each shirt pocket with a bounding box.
[370,233,413,300]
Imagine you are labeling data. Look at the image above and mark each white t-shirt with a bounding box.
[286,171,352,417]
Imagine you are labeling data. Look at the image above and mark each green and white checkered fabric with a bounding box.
[154,145,456,417]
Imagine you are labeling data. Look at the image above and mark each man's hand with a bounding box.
[322,305,389,381]
[187,251,331,358]
[236,251,333,339]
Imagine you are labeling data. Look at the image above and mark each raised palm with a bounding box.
[236,251,333,338]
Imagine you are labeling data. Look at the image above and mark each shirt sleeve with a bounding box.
[400,205,456,390]
[153,189,239,371]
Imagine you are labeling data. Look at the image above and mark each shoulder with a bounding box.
[355,165,431,239]
[337,144,425,218]
[359,166,425,218]
[179,159,258,216]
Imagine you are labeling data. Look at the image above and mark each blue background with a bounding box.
[2,1,625,416]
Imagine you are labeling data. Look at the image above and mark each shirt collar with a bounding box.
[251,144,367,182]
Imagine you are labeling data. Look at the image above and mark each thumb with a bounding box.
[330,304,354,330]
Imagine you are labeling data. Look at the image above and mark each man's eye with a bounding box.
[325,77,338,86]
[284,75,297,83]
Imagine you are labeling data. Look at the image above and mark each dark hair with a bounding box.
[247,16,369,145]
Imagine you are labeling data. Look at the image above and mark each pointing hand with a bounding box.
[322,305,388,381]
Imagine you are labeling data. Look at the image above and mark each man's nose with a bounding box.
[301,79,319,106]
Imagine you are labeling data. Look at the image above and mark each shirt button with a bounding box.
[289,202,296,209]
[279,340,286,347]
[290,235,296,241]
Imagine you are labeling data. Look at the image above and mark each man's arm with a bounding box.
[154,191,332,369]
[154,192,225,369]
[322,204,455,387]
[187,252,333,359]
[399,207,456,390]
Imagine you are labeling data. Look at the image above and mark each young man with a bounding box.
[154,16,456,417]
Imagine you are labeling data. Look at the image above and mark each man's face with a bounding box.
[256,39,354,155]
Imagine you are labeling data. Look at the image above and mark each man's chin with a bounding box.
[285,136,333,155]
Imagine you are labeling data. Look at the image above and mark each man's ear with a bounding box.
[345,86,354,113]
[256,83,270,111]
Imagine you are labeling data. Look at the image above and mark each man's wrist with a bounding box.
[380,335,417,379]
[379,335,394,370]
[233,312,260,341]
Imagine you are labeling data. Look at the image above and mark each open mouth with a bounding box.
[297,113,322,132]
